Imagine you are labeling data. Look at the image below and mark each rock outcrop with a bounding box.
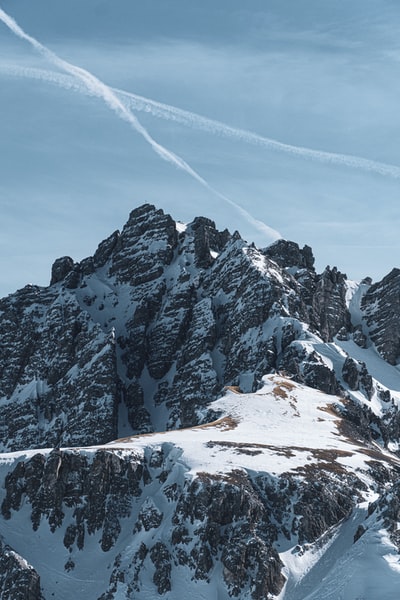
[362,268,400,365]
[0,204,399,453]
[0,538,42,600]
[0,443,369,600]
[1,204,400,598]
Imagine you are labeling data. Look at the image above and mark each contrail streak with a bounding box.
[0,8,280,242]
[120,96,400,179]
[3,64,400,180]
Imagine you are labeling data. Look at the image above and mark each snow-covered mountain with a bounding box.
[1,204,400,599]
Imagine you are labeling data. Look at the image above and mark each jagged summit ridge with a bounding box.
[0,203,399,453]
[1,204,400,599]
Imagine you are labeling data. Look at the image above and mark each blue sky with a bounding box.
[1,0,400,296]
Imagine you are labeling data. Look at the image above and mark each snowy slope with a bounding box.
[1,375,400,599]
[108,375,387,477]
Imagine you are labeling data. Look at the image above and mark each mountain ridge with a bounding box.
[1,203,400,599]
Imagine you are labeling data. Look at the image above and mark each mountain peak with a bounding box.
[1,204,400,599]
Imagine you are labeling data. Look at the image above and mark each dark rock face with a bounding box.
[264,243,352,343]
[352,325,368,348]
[313,266,350,342]
[169,470,285,599]
[150,543,171,594]
[0,538,42,600]
[109,204,177,285]
[93,231,120,269]
[293,476,356,544]
[342,356,360,390]
[0,285,118,451]
[0,442,368,599]
[264,239,315,271]
[50,256,75,286]
[0,202,399,453]
[2,449,146,553]
[378,478,400,551]
[0,444,287,599]
[190,216,230,268]
[361,268,400,365]
[342,357,373,399]
[302,350,341,395]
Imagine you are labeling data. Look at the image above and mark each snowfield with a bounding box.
[107,375,386,477]
[1,375,400,599]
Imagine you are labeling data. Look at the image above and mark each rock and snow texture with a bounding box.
[1,203,400,452]
[0,204,400,598]
[1,377,400,599]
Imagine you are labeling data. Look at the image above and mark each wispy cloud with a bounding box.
[3,63,400,181]
[0,6,280,242]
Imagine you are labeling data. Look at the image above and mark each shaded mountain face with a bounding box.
[1,204,400,599]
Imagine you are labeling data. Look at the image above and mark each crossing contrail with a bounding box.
[3,63,400,180]
[0,7,281,242]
